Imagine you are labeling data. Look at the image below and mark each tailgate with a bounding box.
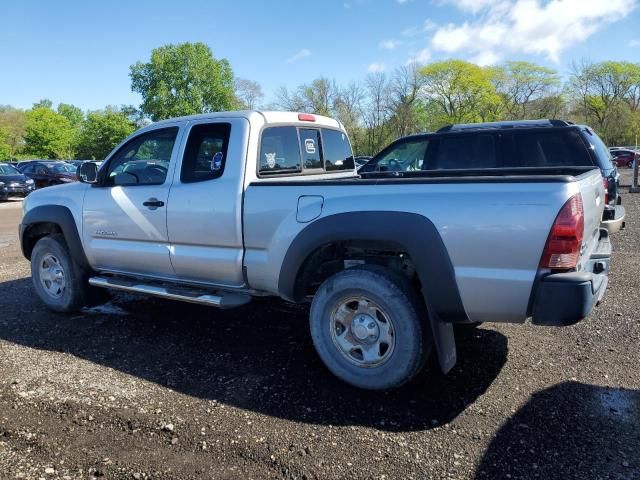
[575,169,606,268]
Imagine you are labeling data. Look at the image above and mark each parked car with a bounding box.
[610,149,637,168]
[19,161,78,189]
[0,162,35,199]
[360,119,625,233]
[20,111,611,391]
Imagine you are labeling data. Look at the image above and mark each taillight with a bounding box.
[298,113,316,122]
[602,177,609,204]
[539,194,584,270]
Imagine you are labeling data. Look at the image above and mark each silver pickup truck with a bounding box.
[20,111,612,390]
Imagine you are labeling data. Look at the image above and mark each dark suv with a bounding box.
[360,119,625,233]
[18,161,78,189]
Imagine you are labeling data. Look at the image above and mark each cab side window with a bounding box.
[181,123,231,183]
[106,127,178,186]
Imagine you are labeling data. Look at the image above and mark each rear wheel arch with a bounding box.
[278,211,468,324]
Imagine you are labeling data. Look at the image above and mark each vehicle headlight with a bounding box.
[26,179,34,184]
[60,177,75,183]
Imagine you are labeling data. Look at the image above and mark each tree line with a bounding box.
[274,59,640,155]
[1,41,639,162]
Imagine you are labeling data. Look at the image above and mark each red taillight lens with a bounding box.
[539,194,584,270]
[602,177,609,204]
[298,113,316,122]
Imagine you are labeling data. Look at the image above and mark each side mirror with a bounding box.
[78,162,98,184]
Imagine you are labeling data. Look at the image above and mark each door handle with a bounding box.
[143,198,165,209]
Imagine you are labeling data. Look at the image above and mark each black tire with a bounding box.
[31,234,105,312]
[309,266,431,391]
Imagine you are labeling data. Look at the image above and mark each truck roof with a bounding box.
[151,111,343,130]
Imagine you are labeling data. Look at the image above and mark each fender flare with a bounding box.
[279,211,467,321]
[20,205,90,270]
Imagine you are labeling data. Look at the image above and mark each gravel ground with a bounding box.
[0,172,638,480]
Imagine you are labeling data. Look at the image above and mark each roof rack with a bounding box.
[436,119,574,133]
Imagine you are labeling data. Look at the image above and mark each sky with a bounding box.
[1,0,639,111]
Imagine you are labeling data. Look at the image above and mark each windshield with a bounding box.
[0,163,20,175]
[51,163,77,174]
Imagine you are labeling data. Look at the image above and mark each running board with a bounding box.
[88,276,251,309]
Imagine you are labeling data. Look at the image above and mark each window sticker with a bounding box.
[305,138,316,154]
[212,152,223,170]
[265,152,277,169]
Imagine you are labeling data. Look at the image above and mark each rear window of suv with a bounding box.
[502,130,593,167]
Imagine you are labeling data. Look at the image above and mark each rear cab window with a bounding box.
[258,126,354,176]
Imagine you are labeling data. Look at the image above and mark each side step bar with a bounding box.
[88,276,251,309]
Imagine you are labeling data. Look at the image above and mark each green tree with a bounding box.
[569,60,640,144]
[33,99,53,109]
[0,106,26,159]
[498,61,561,119]
[0,127,11,160]
[419,60,501,126]
[130,42,236,121]
[57,103,84,129]
[76,107,136,160]
[23,107,75,159]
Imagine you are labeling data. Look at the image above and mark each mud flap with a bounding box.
[425,294,457,374]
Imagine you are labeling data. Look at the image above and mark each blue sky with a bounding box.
[1,0,639,111]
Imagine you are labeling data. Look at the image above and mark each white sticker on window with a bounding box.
[305,138,316,154]
[212,152,223,170]
[265,152,276,169]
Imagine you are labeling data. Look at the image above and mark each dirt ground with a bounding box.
[0,172,639,480]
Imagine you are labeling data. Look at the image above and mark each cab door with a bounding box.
[166,118,248,287]
[82,125,183,278]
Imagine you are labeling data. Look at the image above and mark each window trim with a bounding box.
[99,126,180,188]
[179,122,232,184]
[256,124,352,178]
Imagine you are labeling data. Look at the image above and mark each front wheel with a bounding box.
[31,234,96,312]
[310,266,431,390]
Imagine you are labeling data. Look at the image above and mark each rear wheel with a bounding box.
[310,266,430,390]
[31,234,105,312]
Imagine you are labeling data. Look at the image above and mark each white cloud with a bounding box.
[380,39,401,49]
[396,0,412,4]
[368,62,386,72]
[630,39,640,47]
[439,0,501,14]
[407,48,432,64]
[285,49,311,64]
[431,0,637,64]
[423,19,438,31]
[401,26,420,37]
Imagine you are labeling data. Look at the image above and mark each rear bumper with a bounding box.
[601,205,625,233]
[531,229,611,327]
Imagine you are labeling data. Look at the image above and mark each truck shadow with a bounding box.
[0,278,507,432]
[474,381,640,479]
